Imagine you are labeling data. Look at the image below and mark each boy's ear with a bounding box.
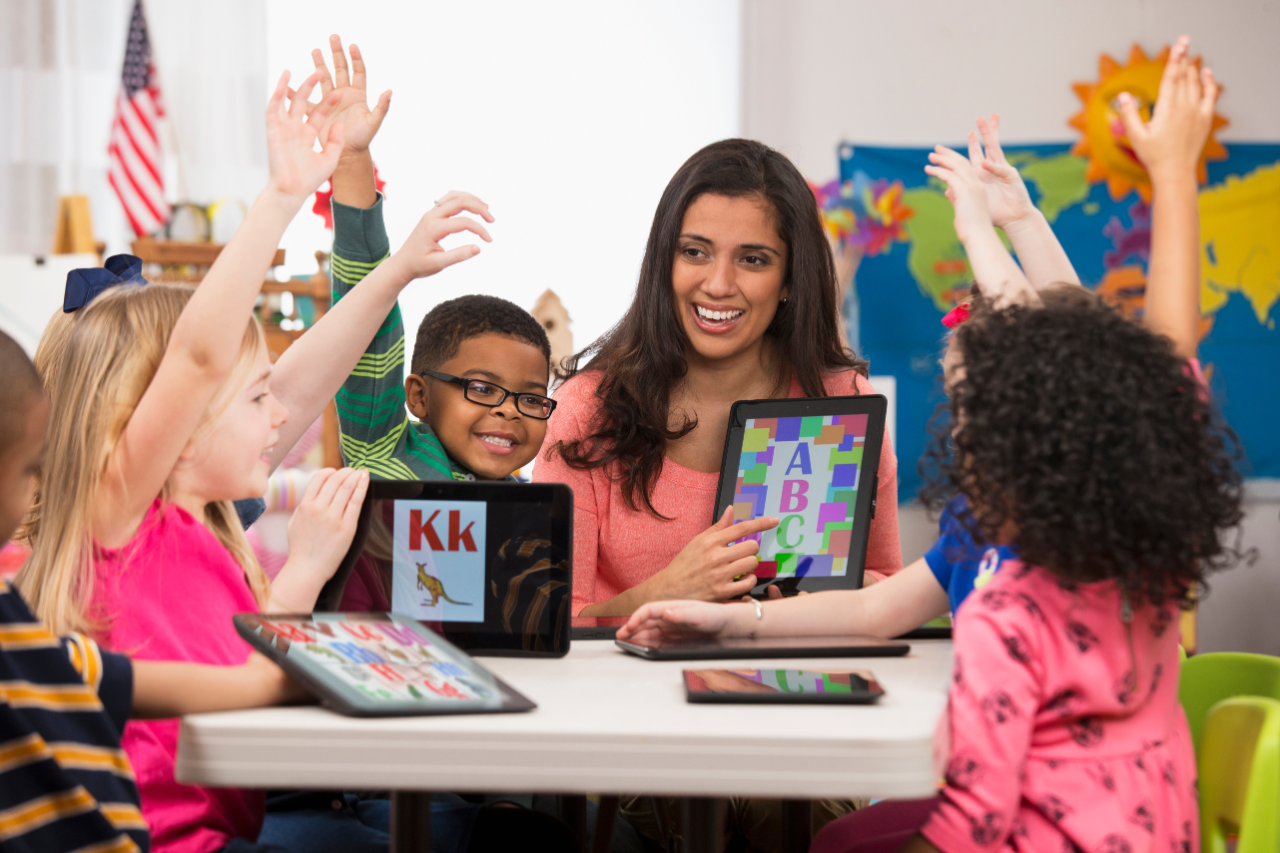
[404,374,430,420]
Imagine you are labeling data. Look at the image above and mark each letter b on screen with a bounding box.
[780,480,809,513]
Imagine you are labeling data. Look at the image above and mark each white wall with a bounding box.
[265,0,742,351]
[743,0,1280,180]
[741,0,1280,653]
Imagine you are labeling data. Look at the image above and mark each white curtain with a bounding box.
[0,0,267,258]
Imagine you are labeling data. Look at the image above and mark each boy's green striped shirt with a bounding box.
[331,195,476,482]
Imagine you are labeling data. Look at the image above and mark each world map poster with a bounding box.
[845,142,1280,498]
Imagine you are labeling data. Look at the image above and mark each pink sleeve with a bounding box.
[854,374,902,580]
[921,593,1041,852]
[533,383,601,617]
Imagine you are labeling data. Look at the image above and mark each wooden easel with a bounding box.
[52,195,105,261]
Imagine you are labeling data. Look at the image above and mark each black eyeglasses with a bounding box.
[422,371,557,420]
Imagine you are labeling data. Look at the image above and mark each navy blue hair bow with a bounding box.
[63,254,146,313]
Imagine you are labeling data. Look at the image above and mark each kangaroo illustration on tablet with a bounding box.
[391,500,486,623]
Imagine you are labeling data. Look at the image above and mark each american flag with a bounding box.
[108,0,169,236]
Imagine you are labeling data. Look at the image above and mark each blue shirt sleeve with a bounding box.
[96,649,133,736]
[924,499,965,592]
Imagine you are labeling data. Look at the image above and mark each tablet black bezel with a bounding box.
[713,395,888,596]
[316,480,573,658]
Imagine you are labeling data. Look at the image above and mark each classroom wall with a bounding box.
[740,0,1280,654]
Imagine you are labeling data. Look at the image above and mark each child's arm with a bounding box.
[924,145,1038,309]
[95,71,343,546]
[1117,35,1219,360]
[969,114,1081,289]
[131,654,307,719]
[617,558,949,642]
[264,37,491,473]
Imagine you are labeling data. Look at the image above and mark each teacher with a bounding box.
[535,139,901,618]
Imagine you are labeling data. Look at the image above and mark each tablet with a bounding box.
[615,634,909,661]
[714,395,888,595]
[684,668,885,704]
[316,480,572,657]
[234,613,536,717]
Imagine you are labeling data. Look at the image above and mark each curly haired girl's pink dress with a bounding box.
[922,562,1198,853]
[92,499,263,853]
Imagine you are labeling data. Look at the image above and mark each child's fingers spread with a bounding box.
[427,245,481,273]
[310,49,334,97]
[290,71,324,119]
[307,89,343,129]
[372,90,392,124]
[349,43,366,90]
[966,132,984,168]
[267,71,290,124]
[1114,92,1147,141]
[303,468,335,503]
[329,34,350,88]
[923,164,955,185]
[428,216,493,244]
[931,146,969,170]
[1200,68,1219,112]
[433,191,493,221]
[981,114,1007,162]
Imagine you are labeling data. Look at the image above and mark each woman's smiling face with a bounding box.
[671,193,789,365]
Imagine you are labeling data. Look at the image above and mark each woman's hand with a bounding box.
[291,35,391,158]
[265,70,345,205]
[924,145,995,246]
[635,507,778,605]
[968,114,1037,231]
[1116,35,1219,182]
[268,468,370,613]
[383,191,496,283]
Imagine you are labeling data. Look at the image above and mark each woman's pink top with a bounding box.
[534,370,901,616]
[923,562,1197,853]
[92,499,263,853]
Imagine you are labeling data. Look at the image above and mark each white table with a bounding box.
[177,639,952,852]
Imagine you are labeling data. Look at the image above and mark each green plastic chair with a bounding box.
[1179,652,1280,754]
[1199,696,1280,853]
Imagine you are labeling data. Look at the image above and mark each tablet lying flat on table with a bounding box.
[684,668,885,704]
[235,613,536,717]
[615,634,909,661]
[715,395,888,595]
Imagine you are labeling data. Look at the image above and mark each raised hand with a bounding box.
[296,35,392,157]
[968,114,1037,230]
[1116,35,1219,181]
[924,145,995,245]
[384,191,496,282]
[265,70,345,204]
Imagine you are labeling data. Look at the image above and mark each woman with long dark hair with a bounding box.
[534,138,901,619]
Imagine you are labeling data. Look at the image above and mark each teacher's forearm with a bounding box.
[580,584,649,619]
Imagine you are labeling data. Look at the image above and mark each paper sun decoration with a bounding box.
[809,171,914,257]
[1069,43,1227,202]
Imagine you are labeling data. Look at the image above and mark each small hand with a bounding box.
[1116,35,1219,181]
[617,600,736,644]
[243,652,311,705]
[641,507,779,604]
[968,114,1037,230]
[290,35,391,157]
[272,468,369,611]
[265,70,345,203]
[924,145,995,245]
[386,191,496,282]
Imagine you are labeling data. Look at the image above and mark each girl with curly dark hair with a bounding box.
[534,138,903,619]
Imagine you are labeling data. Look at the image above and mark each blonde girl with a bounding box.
[17,71,370,853]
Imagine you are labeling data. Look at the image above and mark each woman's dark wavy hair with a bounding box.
[921,285,1244,608]
[551,138,864,516]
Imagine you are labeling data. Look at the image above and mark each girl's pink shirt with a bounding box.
[92,499,263,853]
[534,370,902,616]
[923,563,1197,852]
